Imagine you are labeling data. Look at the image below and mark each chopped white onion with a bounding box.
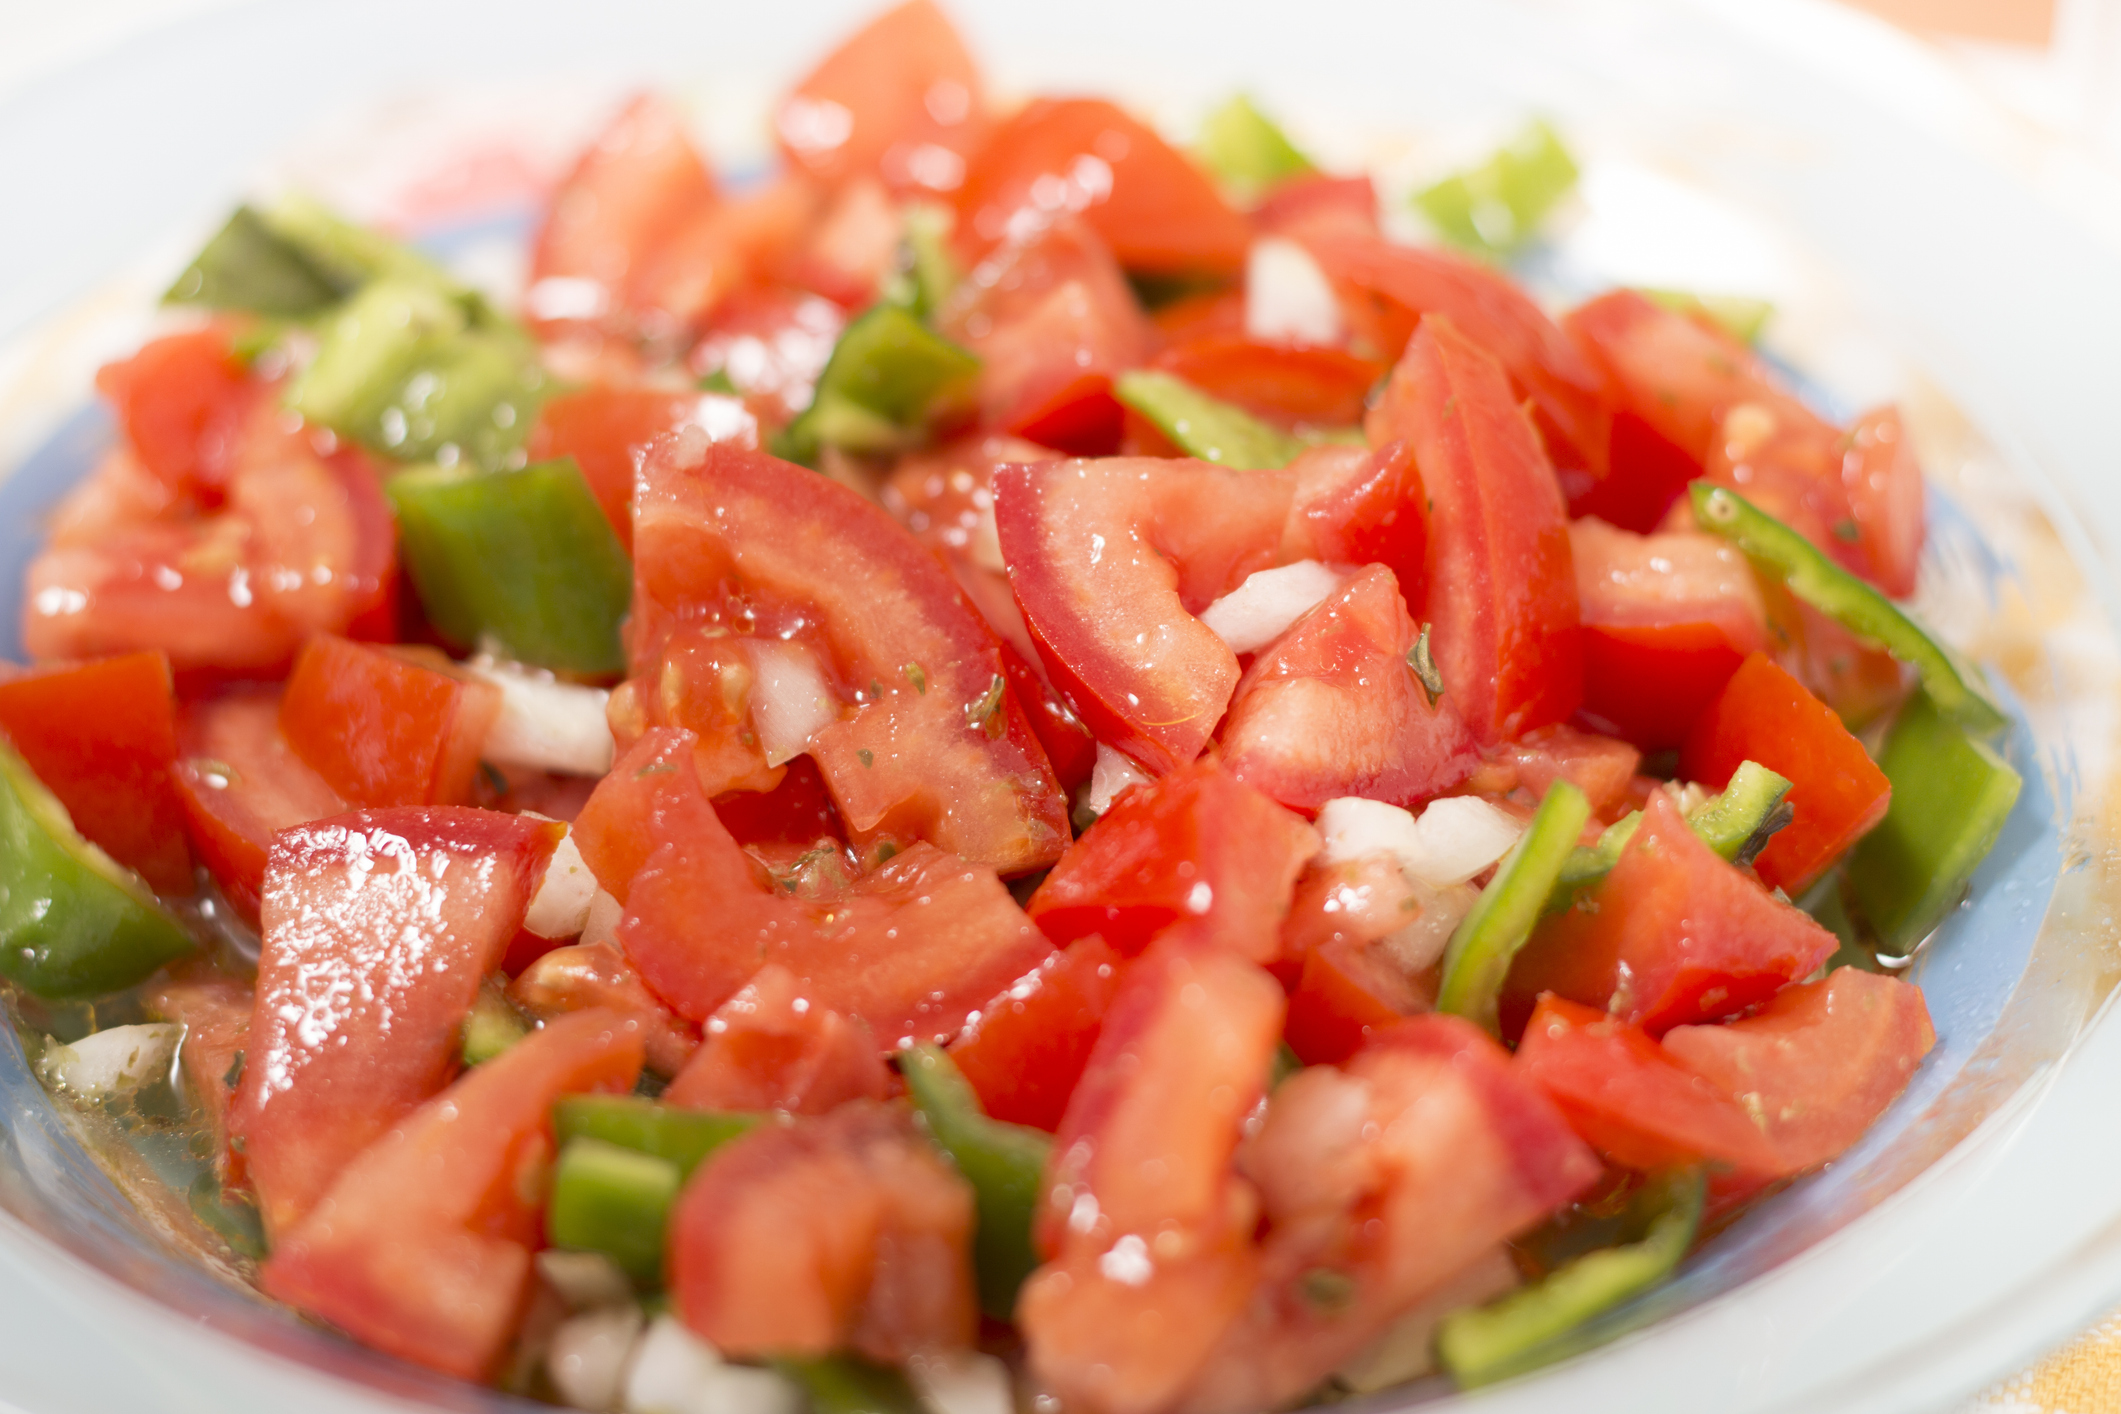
[1198,561,1343,655]
[744,641,838,768]
[1379,880,1480,973]
[1315,797,1425,868]
[469,656,616,778]
[38,1023,181,1098]
[536,1249,635,1313]
[526,828,598,940]
[548,1304,644,1411]
[1334,1246,1520,1392]
[908,1351,1014,1414]
[1245,237,1344,347]
[1316,795,1524,890]
[1087,744,1154,817]
[622,1317,800,1414]
[581,889,624,950]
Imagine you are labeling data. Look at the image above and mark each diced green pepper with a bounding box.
[1848,689,2022,954]
[386,458,632,676]
[1438,1167,1704,1386]
[1640,288,1775,345]
[163,206,343,317]
[552,1093,760,1179]
[1114,369,1303,470]
[547,1137,680,1285]
[776,304,979,465]
[898,1044,1051,1320]
[883,202,961,321]
[1551,761,1794,905]
[1438,781,1592,1034]
[462,980,528,1065]
[1414,118,1579,258]
[1690,485,2006,734]
[1196,94,1316,199]
[0,743,194,999]
[774,1356,924,1414]
[259,192,461,302]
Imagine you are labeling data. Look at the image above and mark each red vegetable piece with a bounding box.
[663,963,891,1115]
[1152,336,1382,431]
[1150,288,1247,347]
[993,456,1294,772]
[509,941,702,1079]
[278,636,501,809]
[570,728,730,903]
[1488,723,1643,822]
[1679,652,1892,895]
[231,807,562,1238]
[999,640,1097,794]
[1840,405,1925,600]
[1282,937,1432,1066]
[1253,173,1381,244]
[1368,314,1582,745]
[525,387,719,548]
[671,1099,977,1362]
[1503,792,1838,1038]
[955,98,1251,275]
[1699,398,1869,584]
[93,326,255,502]
[147,973,252,1176]
[1027,760,1321,962]
[713,755,846,852]
[1279,853,1426,964]
[683,280,846,426]
[1514,993,1781,1174]
[0,651,192,892]
[1221,563,1479,813]
[1278,439,1430,609]
[950,936,1126,1132]
[262,1009,643,1382]
[1664,967,1936,1175]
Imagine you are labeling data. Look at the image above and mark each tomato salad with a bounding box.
[0,3,2022,1411]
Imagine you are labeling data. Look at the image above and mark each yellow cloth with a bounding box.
[1969,1313,2121,1413]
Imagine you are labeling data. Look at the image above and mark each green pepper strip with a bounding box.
[258,192,464,303]
[1414,118,1579,258]
[1550,760,1793,906]
[163,206,343,317]
[1639,288,1775,345]
[461,981,528,1066]
[1196,94,1317,199]
[1689,484,2007,734]
[0,742,194,999]
[387,457,632,677]
[898,1044,1052,1320]
[1437,780,1591,1035]
[776,304,980,466]
[550,1093,759,1179]
[883,202,961,322]
[1848,689,2022,955]
[546,1137,680,1285]
[1114,369,1305,471]
[1438,1167,1705,1387]
[773,1356,925,1414]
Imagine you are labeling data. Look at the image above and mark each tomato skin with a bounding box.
[1664,967,1935,1174]
[672,1099,978,1362]
[1679,653,1892,896]
[1027,761,1321,963]
[94,326,255,502]
[278,636,501,809]
[950,936,1125,1132]
[994,456,1295,773]
[1504,792,1838,1038]
[231,807,562,1238]
[510,940,702,1078]
[261,1009,643,1382]
[956,99,1251,276]
[1221,564,1480,813]
[1513,994,1781,1173]
[1370,314,1582,745]
[663,963,891,1114]
[0,651,192,893]
[1282,936,1432,1066]
[1279,440,1430,610]
[1153,336,1382,431]
[525,387,707,548]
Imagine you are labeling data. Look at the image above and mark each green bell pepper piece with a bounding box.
[1414,118,1579,258]
[1848,689,2022,954]
[259,192,462,301]
[1551,760,1794,904]
[0,742,194,999]
[882,202,961,321]
[1438,780,1592,1034]
[1196,94,1316,199]
[774,1356,924,1414]
[461,981,528,1066]
[898,1044,1050,1320]
[386,457,632,676]
[1114,369,1304,470]
[552,1093,760,1179]
[547,1137,680,1285]
[1438,1167,1705,1387]
[776,304,979,465]
[1640,288,1775,345]
[1690,485,2006,734]
[163,206,343,317]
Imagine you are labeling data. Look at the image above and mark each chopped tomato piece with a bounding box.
[950,936,1125,1132]
[1027,761,1321,962]
[1150,288,1247,346]
[1679,652,1891,895]
[956,99,1251,275]
[1664,968,1935,1175]
[713,755,846,852]
[1504,792,1838,1038]
[1252,173,1381,243]
[671,1099,977,1362]
[0,651,192,892]
[1279,439,1430,610]
[262,1009,643,1381]
[685,281,846,426]
[994,456,1295,771]
[1279,853,1425,963]
[1282,937,1433,1065]
[278,636,501,809]
[1479,723,1644,821]
[1514,994,1781,1173]
[146,972,252,1175]
[1698,397,1870,583]
[1369,314,1582,745]
[231,807,562,1237]
[774,0,989,195]
[569,728,729,903]
[1152,336,1382,430]
[999,640,1097,794]
[663,963,891,1114]
[525,386,724,548]
[94,326,255,502]
[607,625,788,800]
[509,940,702,1078]
[1571,517,1769,751]
[1840,405,1925,600]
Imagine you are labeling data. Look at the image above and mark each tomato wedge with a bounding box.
[1481,723,1644,822]
[525,386,739,548]
[1152,336,1382,431]
[509,940,701,1078]
[663,963,891,1115]
[1253,173,1381,243]
[1282,936,1433,1065]
[278,636,501,809]
[1840,405,1925,600]
[94,326,256,503]
[1369,314,1582,745]
[950,936,1125,1132]
[1279,439,1431,610]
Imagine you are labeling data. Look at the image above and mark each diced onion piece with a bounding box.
[622,1317,801,1414]
[38,1023,181,1098]
[1199,560,1344,655]
[1379,879,1480,973]
[1335,1247,1520,1391]
[699,1366,803,1414]
[1087,744,1154,817]
[536,1248,635,1313]
[469,655,616,778]
[548,1304,644,1411]
[1245,236,1344,346]
[908,1351,1014,1414]
[1316,795,1524,889]
[1316,797,1423,867]
[526,828,598,940]
[744,641,838,768]
[582,889,624,950]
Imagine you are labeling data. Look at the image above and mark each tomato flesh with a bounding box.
[1253,173,1381,244]
[1152,336,1381,431]
[1842,404,1926,600]
[278,636,501,809]
[525,387,721,548]
[1282,936,1433,1066]
[1279,440,1430,610]
[663,962,892,1114]
[510,940,702,1079]
[950,935,1125,1132]
[1481,723,1644,822]
[147,973,252,1175]
[94,327,255,503]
